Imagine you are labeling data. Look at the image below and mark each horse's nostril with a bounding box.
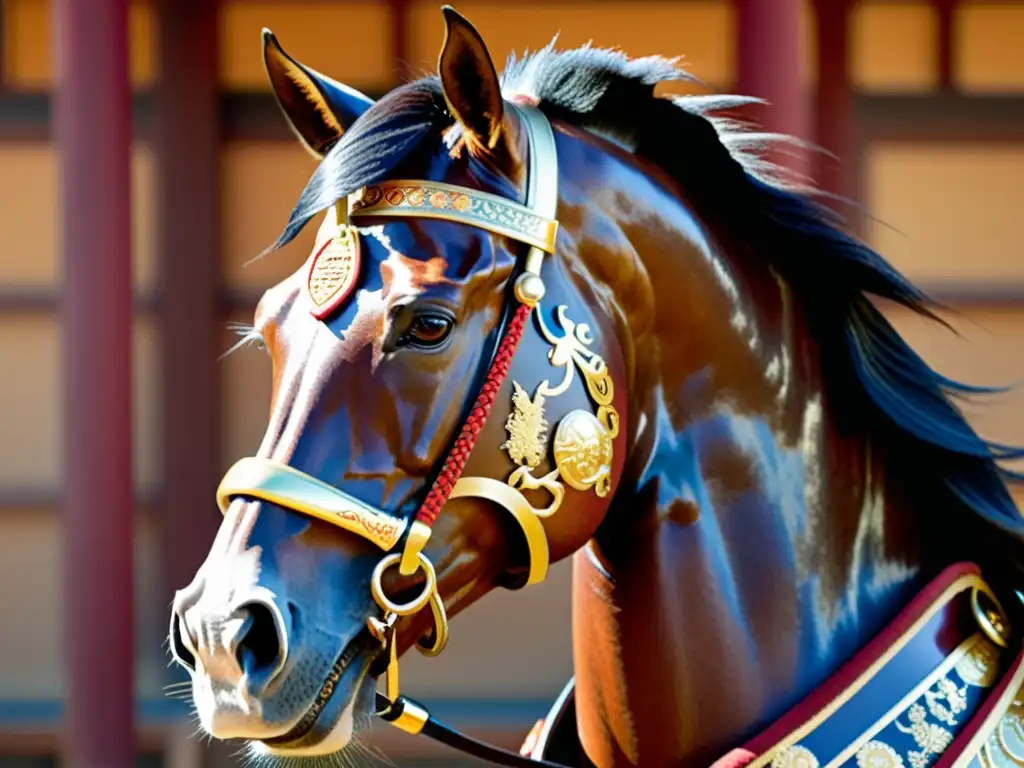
[235,601,286,692]
[170,615,196,671]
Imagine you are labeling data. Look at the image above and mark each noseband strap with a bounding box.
[216,456,408,550]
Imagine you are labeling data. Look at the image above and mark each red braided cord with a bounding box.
[415,301,533,526]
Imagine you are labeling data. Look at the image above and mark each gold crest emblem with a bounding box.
[501,382,549,468]
[308,211,361,320]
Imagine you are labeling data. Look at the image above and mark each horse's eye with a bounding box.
[402,314,453,348]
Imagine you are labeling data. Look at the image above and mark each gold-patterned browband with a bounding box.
[348,103,560,280]
[348,180,558,255]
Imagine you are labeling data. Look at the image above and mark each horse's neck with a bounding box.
[567,175,928,766]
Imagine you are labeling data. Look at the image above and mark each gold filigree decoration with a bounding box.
[349,180,558,255]
[500,304,621,518]
[924,677,968,727]
[501,382,549,468]
[770,745,819,768]
[507,466,564,518]
[307,221,362,319]
[856,740,905,768]
[536,305,620,439]
[896,702,955,768]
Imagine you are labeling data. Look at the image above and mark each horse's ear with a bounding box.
[262,28,374,158]
[438,6,506,153]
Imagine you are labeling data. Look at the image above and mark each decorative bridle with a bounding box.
[215,103,617,766]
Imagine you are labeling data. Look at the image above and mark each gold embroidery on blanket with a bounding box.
[855,740,904,768]
[896,702,955,768]
[770,745,820,768]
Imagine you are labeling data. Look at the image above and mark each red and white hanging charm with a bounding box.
[307,201,362,320]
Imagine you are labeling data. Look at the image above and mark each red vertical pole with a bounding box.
[936,0,955,91]
[154,0,222,677]
[736,0,811,179]
[53,0,135,765]
[389,0,411,84]
[814,0,853,201]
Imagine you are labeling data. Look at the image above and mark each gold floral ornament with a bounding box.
[896,703,955,768]
[500,304,620,518]
[501,383,549,468]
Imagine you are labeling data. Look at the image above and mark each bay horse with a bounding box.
[169,7,1024,767]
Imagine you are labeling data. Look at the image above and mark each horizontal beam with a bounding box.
[4,91,1024,143]
[0,488,158,511]
[0,286,265,314]
[855,93,1024,142]
[0,91,382,142]
[0,286,159,313]
[919,282,1024,307]
[0,283,1022,319]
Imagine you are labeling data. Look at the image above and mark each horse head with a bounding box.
[170,8,627,757]
[169,6,1024,766]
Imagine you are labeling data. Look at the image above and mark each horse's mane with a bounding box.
[270,41,1024,566]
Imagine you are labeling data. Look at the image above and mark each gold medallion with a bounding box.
[553,410,614,496]
[308,223,361,320]
[854,741,902,768]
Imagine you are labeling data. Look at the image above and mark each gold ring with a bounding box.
[371,552,436,616]
[972,583,1011,649]
[416,589,449,658]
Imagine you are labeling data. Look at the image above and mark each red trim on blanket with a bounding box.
[709,748,757,768]
[741,562,981,756]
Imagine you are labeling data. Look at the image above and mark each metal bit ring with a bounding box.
[371,552,436,616]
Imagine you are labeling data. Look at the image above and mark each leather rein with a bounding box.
[216,103,588,767]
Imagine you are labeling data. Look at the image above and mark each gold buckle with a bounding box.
[972,583,1012,648]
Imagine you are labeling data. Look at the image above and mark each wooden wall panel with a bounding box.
[954,3,1024,92]
[407,0,735,93]
[0,145,58,286]
[0,315,160,494]
[219,2,393,91]
[220,141,319,291]
[882,305,1024,468]
[864,143,1024,284]
[0,511,162,699]
[851,2,938,92]
[0,144,156,292]
[2,0,155,90]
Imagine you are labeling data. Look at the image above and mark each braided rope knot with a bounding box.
[414,301,533,527]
